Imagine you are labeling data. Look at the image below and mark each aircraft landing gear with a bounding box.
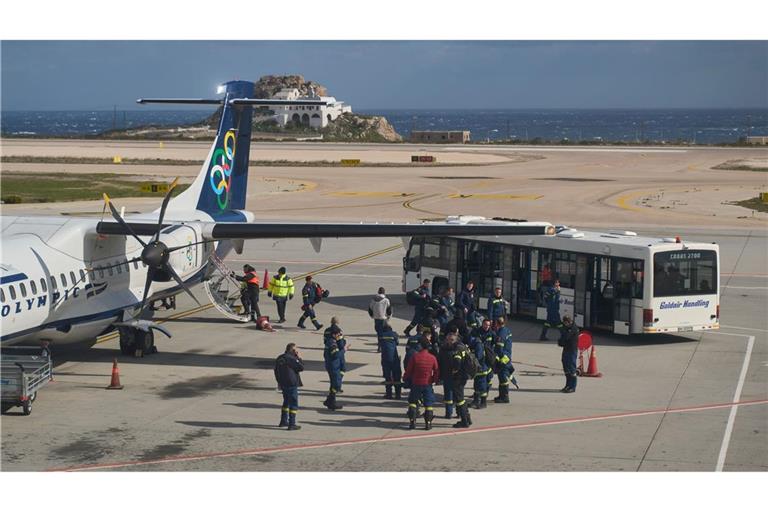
[118,327,156,357]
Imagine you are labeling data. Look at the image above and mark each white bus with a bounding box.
[402,217,720,335]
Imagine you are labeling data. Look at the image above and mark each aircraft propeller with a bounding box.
[103,178,201,315]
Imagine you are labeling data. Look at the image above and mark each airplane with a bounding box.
[0,80,555,355]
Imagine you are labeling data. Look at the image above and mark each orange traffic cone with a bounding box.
[583,345,603,378]
[106,358,124,390]
[263,268,269,286]
[257,316,274,332]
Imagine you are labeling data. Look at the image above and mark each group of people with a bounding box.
[233,265,327,328]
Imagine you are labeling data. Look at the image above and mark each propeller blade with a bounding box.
[103,193,148,248]
[153,177,179,243]
[166,239,210,253]
[166,265,202,307]
[137,266,155,316]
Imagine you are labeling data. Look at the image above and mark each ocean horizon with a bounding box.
[2,108,766,144]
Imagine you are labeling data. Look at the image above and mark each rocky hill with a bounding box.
[319,113,402,142]
[254,75,327,98]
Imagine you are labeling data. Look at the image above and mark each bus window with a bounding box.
[653,250,717,297]
[540,250,553,285]
[30,280,37,295]
[40,278,47,293]
[553,251,576,288]
[422,237,449,269]
[405,239,422,272]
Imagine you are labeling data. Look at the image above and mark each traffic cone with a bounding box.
[106,358,124,390]
[263,269,269,286]
[583,346,603,378]
[257,316,274,332]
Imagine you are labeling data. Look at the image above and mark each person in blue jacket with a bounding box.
[540,279,562,341]
[493,317,515,403]
[378,323,402,399]
[404,279,431,336]
[487,287,507,323]
[323,330,345,411]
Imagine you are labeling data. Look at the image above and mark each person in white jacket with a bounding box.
[368,287,393,338]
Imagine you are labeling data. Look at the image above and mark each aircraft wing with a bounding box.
[95,219,555,239]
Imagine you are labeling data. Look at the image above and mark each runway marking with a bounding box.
[329,191,416,198]
[716,335,756,471]
[720,325,768,333]
[50,398,768,472]
[447,193,543,200]
[615,191,648,212]
[720,285,768,290]
[401,193,446,216]
[94,244,403,344]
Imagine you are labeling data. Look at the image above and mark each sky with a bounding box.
[1,41,766,110]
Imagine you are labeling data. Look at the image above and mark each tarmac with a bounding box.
[0,140,766,471]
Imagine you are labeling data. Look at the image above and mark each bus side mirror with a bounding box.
[402,257,407,270]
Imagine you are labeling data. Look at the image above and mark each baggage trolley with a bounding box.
[1,346,53,416]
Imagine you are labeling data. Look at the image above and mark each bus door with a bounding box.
[591,256,614,330]
[516,248,538,317]
[612,259,634,335]
[458,240,482,290]
[574,254,588,328]
[403,238,422,292]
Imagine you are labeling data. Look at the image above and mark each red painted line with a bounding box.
[48,397,768,472]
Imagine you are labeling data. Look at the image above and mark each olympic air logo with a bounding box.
[208,129,236,210]
[1,281,107,318]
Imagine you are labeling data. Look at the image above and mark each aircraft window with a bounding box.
[70,271,77,284]
[40,278,47,293]
[133,261,139,270]
[116,262,122,274]
[0,288,5,303]
[79,269,86,282]
[31,280,37,294]
[60,273,68,288]
[108,265,114,277]
[88,269,95,281]
[98,267,104,279]
[20,282,27,297]
[125,262,130,273]
[9,285,17,300]
[50,276,57,290]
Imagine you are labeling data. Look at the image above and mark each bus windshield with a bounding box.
[653,250,717,297]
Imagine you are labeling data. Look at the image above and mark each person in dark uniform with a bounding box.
[274,343,304,430]
[493,317,515,403]
[558,315,579,393]
[403,338,440,430]
[540,279,562,341]
[231,264,261,321]
[323,330,345,410]
[438,328,458,418]
[457,281,476,323]
[467,328,490,409]
[471,318,498,401]
[404,279,431,336]
[436,287,456,331]
[297,275,324,330]
[378,323,402,399]
[447,333,473,428]
[487,287,507,323]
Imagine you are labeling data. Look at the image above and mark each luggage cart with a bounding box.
[1,346,53,416]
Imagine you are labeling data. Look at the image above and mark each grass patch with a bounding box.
[0,172,189,204]
[734,196,768,213]
[712,160,768,172]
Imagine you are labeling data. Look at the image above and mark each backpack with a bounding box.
[483,343,496,368]
[313,282,328,303]
[461,348,480,377]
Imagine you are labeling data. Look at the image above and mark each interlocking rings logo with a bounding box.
[208,129,236,210]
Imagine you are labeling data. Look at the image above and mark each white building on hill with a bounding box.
[271,87,352,129]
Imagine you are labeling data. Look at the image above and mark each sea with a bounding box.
[2,108,767,144]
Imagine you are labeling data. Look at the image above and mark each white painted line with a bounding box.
[716,335,755,471]
[720,285,768,290]
[720,325,768,333]
[451,146,688,154]
[312,273,401,279]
